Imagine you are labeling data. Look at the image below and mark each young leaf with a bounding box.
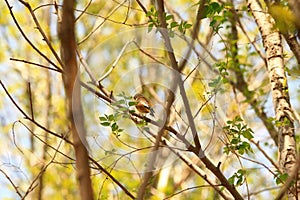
[99,116,107,121]
[101,122,111,126]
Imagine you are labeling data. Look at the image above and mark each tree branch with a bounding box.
[59,0,94,199]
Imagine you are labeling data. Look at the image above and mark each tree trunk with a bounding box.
[247,0,299,199]
[59,0,94,199]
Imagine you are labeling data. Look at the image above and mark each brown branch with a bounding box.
[0,80,69,142]
[17,0,64,68]
[0,169,23,198]
[78,0,128,45]
[4,0,62,72]
[133,1,245,199]
[22,133,65,199]
[27,82,34,121]
[10,58,62,73]
[59,0,94,199]
[1,80,136,199]
[178,0,206,71]
[251,140,280,171]
[283,34,300,65]
[89,156,135,199]
[157,0,202,152]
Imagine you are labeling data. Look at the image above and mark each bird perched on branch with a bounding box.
[134,93,155,117]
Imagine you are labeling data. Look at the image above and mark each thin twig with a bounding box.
[178,0,206,71]
[76,48,97,84]
[10,58,62,73]
[78,0,127,45]
[27,82,34,121]
[75,0,92,22]
[251,140,280,171]
[17,120,74,161]
[33,3,146,27]
[4,0,62,72]
[164,185,223,200]
[22,132,65,199]
[0,80,70,142]
[18,0,63,67]
[0,168,23,198]
[98,40,132,82]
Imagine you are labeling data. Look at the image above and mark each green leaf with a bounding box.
[111,123,118,131]
[184,23,192,29]
[111,99,125,106]
[242,130,254,140]
[223,146,230,154]
[108,114,115,121]
[128,101,137,106]
[148,23,154,32]
[238,148,244,155]
[208,76,221,87]
[210,2,223,13]
[129,109,136,114]
[100,122,111,126]
[231,138,239,144]
[275,173,288,185]
[170,21,179,28]
[146,11,152,17]
[99,116,107,121]
[166,14,173,20]
[230,129,238,133]
[228,176,235,185]
[235,116,242,121]
[236,177,243,186]
[118,107,128,112]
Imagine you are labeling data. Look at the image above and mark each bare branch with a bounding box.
[98,40,132,82]
[10,58,62,73]
[0,168,23,198]
[17,0,64,68]
[4,0,63,72]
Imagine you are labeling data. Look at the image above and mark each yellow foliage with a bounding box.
[269,5,296,34]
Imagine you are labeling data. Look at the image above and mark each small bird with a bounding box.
[134,93,155,117]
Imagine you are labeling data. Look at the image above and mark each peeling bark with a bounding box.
[247,0,299,199]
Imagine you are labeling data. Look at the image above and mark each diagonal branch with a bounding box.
[135,1,244,199]
[4,0,63,72]
[17,0,64,68]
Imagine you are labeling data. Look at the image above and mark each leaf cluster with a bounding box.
[202,2,225,32]
[146,6,192,37]
[99,92,136,136]
[223,116,254,155]
[228,169,246,187]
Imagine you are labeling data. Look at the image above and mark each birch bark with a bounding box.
[247,0,299,199]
